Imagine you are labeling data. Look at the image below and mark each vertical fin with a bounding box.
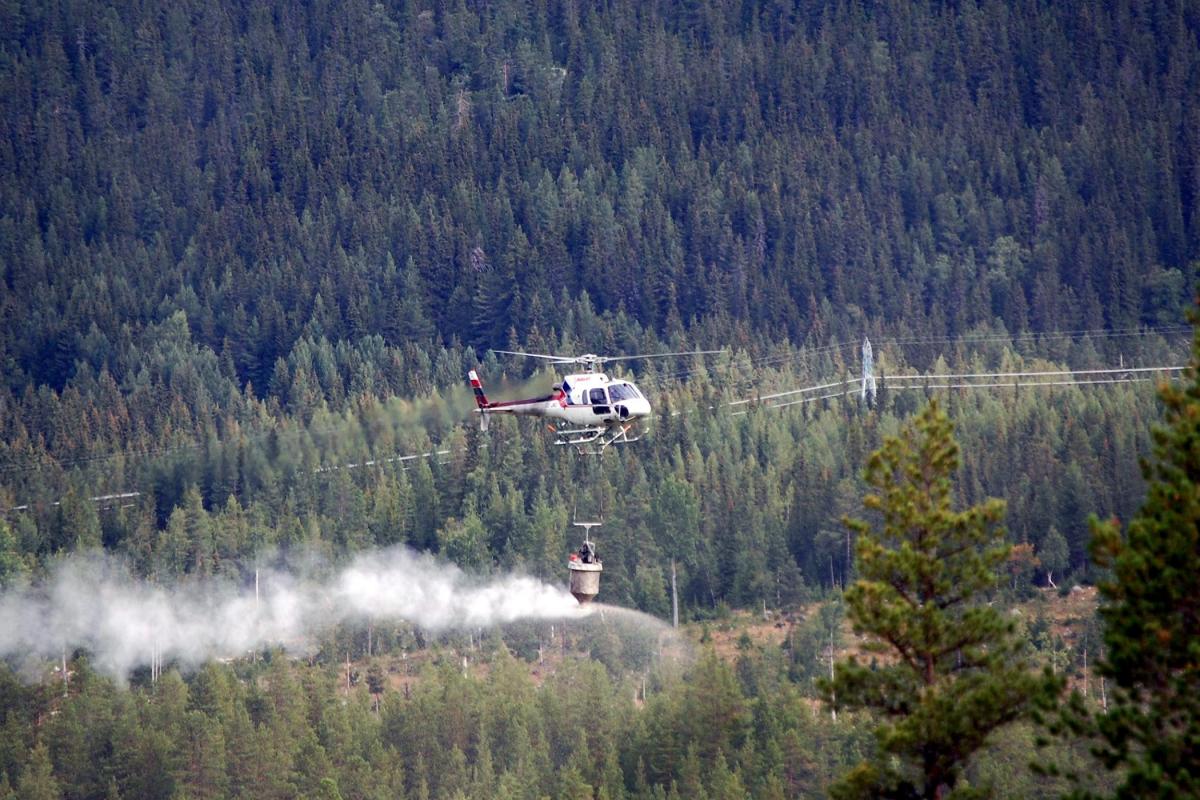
[468,369,490,431]
[468,369,490,408]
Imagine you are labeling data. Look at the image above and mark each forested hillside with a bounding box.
[3,0,1198,387]
[0,597,1105,800]
[0,1,1198,795]
[1,0,1197,592]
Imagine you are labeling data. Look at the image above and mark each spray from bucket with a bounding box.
[0,547,588,681]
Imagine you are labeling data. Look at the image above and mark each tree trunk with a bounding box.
[671,558,679,629]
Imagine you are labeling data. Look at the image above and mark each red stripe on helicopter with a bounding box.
[467,370,489,408]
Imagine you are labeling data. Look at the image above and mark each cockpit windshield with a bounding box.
[608,382,640,401]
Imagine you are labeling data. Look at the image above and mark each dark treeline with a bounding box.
[1,0,1197,395]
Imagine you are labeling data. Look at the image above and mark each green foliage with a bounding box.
[829,401,1060,799]
[16,743,60,800]
[0,521,25,588]
[632,564,671,620]
[1038,527,1069,587]
[436,512,489,570]
[0,1,1193,794]
[1077,315,1200,798]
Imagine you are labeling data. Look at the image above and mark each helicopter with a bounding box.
[468,349,717,453]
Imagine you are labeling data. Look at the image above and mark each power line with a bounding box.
[4,492,141,515]
[1,324,1190,477]
[882,365,1183,382]
[5,362,1186,511]
[313,449,453,474]
[731,366,1183,413]
[638,323,1190,391]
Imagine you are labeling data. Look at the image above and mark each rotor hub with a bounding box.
[578,354,604,372]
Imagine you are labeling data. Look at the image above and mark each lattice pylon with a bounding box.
[862,337,877,405]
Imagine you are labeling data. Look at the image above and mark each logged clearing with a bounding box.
[349,587,1100,703]
[695,586,1099,669]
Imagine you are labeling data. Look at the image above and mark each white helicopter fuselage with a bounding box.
[469,370,651,428]
[469,346,717,450]
[553,372,652,426]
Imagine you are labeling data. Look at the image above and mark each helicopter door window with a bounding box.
[589,387,610,415]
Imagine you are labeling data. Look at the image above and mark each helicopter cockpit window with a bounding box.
[588,387,607,405]
[608,383,637,402]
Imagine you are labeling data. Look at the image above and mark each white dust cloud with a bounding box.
[0,547,588,679]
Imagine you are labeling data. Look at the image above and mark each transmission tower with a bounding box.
[861,336,877,405]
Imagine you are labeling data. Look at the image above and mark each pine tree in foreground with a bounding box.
[1079,311,1200,799]
[828,400,1059,800]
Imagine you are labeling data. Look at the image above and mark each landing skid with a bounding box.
[554,423,643,455]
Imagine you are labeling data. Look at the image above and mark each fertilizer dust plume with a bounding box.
[0,547,589,680]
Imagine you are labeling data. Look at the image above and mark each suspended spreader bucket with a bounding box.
[567,558,602,604]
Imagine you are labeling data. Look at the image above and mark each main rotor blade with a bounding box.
[601,349,723,363]
[491,348,722,367]
[491,349,575,362]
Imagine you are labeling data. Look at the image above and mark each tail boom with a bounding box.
[467,368,560,432]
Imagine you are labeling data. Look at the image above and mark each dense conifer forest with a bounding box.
[0,0,1198,797]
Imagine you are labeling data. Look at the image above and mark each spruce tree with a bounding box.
[828,400,1058,800]
[15,743,61,800]
[1083,314,1200,798]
